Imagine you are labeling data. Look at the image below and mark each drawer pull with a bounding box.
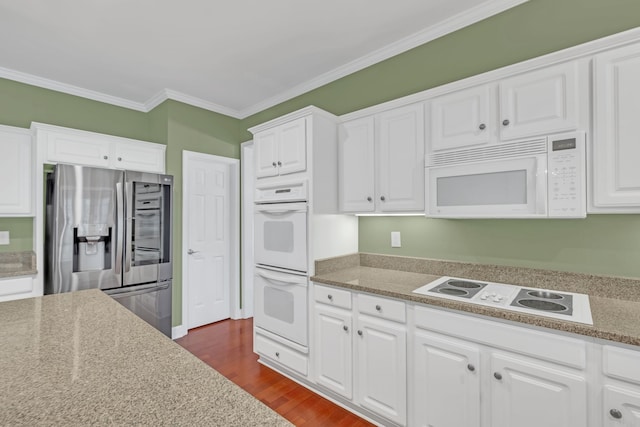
[494,372,502,380]
[275,352,280,358]
[357,330,363,336]
[327,294,333,301]
[467,364,475,372]
[610,409,622,419]
[343,325,349,332]
[375,304,381,311]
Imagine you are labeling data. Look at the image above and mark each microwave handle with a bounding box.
[537,158,548,214]
[256,269,306,286]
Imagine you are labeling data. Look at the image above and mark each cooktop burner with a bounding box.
[429,279,487,299]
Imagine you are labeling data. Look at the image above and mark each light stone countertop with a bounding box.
[0,251,37,278]
[311,253,640,347]
[0,289,292,427]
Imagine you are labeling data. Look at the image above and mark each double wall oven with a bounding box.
[254,180,309,348]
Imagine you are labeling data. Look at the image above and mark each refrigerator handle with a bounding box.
[125,181,133,273]
[115,182,124,275]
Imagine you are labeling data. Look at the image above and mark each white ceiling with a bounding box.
[0,0,526,119]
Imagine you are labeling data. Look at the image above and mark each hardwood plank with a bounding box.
[176,318,375,426]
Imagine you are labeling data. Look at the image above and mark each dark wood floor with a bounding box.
[176,318,374,427]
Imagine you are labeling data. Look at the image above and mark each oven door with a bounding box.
[254,267,308,347]
[427,154,547,218]
[254,202,308,272]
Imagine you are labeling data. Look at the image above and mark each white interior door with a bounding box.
[184,152,232,329]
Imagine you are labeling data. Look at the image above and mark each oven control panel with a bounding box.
[547,132,586,218]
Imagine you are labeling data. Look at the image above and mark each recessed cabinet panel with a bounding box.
[412,330,481,427]
[46,130,111,168]
[113,141,165,173]
[254,129,279,178]
[430,85,492,151]
[278,118,307,176]
[603,384,640,427]
[499,62,579,141]
[592,43,640,209]
[490,352,587,427]
[338,117,375,212]
[0,125,32,216]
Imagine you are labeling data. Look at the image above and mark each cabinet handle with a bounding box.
[467,364,475,372]
[277,161,282,166]
[327,294,333,301]
[380,196,386,202]
[272,162,277,167]
[375,304,381,311]
[343,325,349,332]
[103,155,108,160]
[366,197,372,202]
[357,330,363,336]
[493,372,502,380]
[610,409,622,419]
[502,119,510,126]
[117,157,122,161]
[275,352,280,358]
[479,123,486,130]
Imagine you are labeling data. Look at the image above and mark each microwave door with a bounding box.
[123,171,173,286]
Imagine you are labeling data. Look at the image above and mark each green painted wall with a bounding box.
[0,218,33,253]
[239,0,640,279]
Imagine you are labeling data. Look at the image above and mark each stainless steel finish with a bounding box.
[467,364,475,372]
[502,119,510,126]
[45,164,174,337]
[375,305,381,311]
[187,249,199,255]
[494,372,502,380]
[343,325,348,332]
[479,123,486,130]
[357,330,363,336]
[380,196,386,201]
[610,409,622,419]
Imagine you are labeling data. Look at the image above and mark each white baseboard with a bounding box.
[171,324,188,340]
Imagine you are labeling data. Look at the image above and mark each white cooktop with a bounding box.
[413,276,593,325]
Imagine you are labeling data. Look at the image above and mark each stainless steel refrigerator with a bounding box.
[45,164,173,337]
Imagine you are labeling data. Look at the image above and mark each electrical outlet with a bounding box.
[0,231,9,245]
[391,231,401,248]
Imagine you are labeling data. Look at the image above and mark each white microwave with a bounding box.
[426,132,586,218]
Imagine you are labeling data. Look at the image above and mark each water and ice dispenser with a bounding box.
[73,224,112,272]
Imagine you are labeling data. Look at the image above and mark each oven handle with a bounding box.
[256,269,306,286]
[255,202,307,214]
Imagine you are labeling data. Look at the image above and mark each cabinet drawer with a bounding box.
[314,284,352,310]
[255,334,308,376]
[603,345,640,384]
[0,276,33,298]
[358,293,406,323]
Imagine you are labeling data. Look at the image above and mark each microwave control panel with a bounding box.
[547,132,586,218]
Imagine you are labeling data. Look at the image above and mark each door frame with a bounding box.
[240,141,254,318]
[181,150,240,336]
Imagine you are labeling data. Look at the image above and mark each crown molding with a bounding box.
[0,66,148,112]
[236,0,529,119]
[0,0,528,120]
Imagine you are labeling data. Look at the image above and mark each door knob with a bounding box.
[479,123,486,130]
[187,249,199,255]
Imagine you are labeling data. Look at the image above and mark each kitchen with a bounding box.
[1,0,640,426]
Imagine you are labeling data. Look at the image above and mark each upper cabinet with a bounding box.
[339,103,424,214]
[34,123,166,174]
[427,62,582,155]
[591,43,640,212]
[254,117,306,178]
[0,125,33,216]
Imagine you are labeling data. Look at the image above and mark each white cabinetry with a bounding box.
[427,62,581,156]
[34,123,166,173]
[339,103,424,213]
[0,125,33,216]
[602,345,640,426]
[411,305,588,427]
[254,117,306,179]
[591,43,640,212]
[0,275,35,302]
[312,284,407,425]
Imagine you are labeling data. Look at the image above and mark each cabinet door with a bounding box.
[356,315,407,426]
[592,43,640,208]
[412,330,480,427]
[45,130,111,167]
[603,384,640,427]
[490,352,587,427]
[254,128,279,178]
[376,103,425,212]
[313,304,353,399]
[499,62,579,141]
[277,117,307,176]
[338,117,375,212]
[429,85,491,152]
[0,126,32,215]
[113,141,165,173]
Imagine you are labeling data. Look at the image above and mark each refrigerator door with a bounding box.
[105,281,172,337]
[46,164,125,293]
[123,171,173,286]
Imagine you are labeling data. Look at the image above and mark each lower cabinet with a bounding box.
[602,345,640,426]
[0,275,35,302]
[312,284,407,426]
